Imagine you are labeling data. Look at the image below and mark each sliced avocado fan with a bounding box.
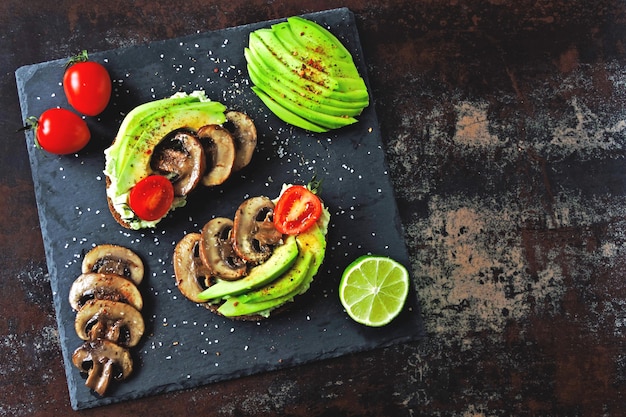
[245,16,370,133]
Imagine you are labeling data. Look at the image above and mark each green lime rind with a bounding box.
[339,255,410,327]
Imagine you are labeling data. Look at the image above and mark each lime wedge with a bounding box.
[339,255,410,327]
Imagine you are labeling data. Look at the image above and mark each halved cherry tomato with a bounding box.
[273,185,323,235]
[129,175,175,221]
[63,51,112,116]
[30,108,91,155]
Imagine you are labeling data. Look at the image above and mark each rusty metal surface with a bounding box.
[1,0,625,416]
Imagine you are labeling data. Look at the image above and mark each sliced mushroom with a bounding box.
[233,196,283,264]
[69,273,143,312]
[72,338,133,396]
[150,128,206,196]
[173,233,214,303]
[199,218,247,281]
[225,111,257,172]
[82,245,144,286]
[75,299,145,348]
[197,124,236,187]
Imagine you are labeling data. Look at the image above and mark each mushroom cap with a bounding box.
[69,272,143,312]
[173,232,214,303]
[75,299,145,348]
[72,338,133,396]
[150,128,206,196]
[233,196,283,264]
[82,244,144,286]
[197,124,236,187]
[199,217,247,281]
[225,111,257,172]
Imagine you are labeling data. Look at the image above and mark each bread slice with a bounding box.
[105,174,134,229]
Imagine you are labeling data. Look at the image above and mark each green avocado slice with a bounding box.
[246,35,368,103]
[246,16,370,132]
[247,64,359,130]
[246,53,366,118]
[286,16,354,61]
[244,47,368,112]
[270,21,361,80]
[107,100,226,194]
[217,222,328,318]
[251,86,328,133]
[197,235,299,302]
[217,288,299,317]
[237,249,314,304]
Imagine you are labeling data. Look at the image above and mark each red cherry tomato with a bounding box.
[32,108,91,155]
[273,185,323,235]
[129,175,175,221]
[63,51,112,116]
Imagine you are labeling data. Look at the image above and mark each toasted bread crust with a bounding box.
[105,174,133,229]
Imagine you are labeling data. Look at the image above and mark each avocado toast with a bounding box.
[103,91,257,230]
[173,183,330,319]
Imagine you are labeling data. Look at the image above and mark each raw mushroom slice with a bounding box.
[173,232,214,303]
[75,299,145,348]
[225,111,257,172]
[199,218,247,281]
[72,338,133,396]
[233,196,283,264]
[69,272,143,312]
[82,244,144,286]
[150,128,206,196]
[197,124,236,187]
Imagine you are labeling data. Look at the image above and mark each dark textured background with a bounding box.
[2,1,626,416]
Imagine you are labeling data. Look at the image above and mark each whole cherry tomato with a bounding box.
[63,50,112,116]
[30,108,91,155]
[273,185,323,235]
[129,175,175,221]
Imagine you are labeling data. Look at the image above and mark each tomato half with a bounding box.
[129,175,175,221]
[273,185,323,235]
[63,54,112,116]
[34,108,91,155]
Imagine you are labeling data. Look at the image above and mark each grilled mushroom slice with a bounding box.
[225,111,257,172]
[150,128,206,196]
[199,218,246,281]
[197,124,236,187]
[72,338,133,396]
[75,299,145,348]
[233,196,283,264]
[173,233,214,303]
[69,273,143,312]
[82,245,144,286]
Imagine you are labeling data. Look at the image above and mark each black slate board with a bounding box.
[15,7,424,410]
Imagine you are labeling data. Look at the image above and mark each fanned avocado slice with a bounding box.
[246,16,369,132]
[217,219,328,318]
[197,235,299,301]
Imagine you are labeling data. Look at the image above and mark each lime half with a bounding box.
[339,255,410,327]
